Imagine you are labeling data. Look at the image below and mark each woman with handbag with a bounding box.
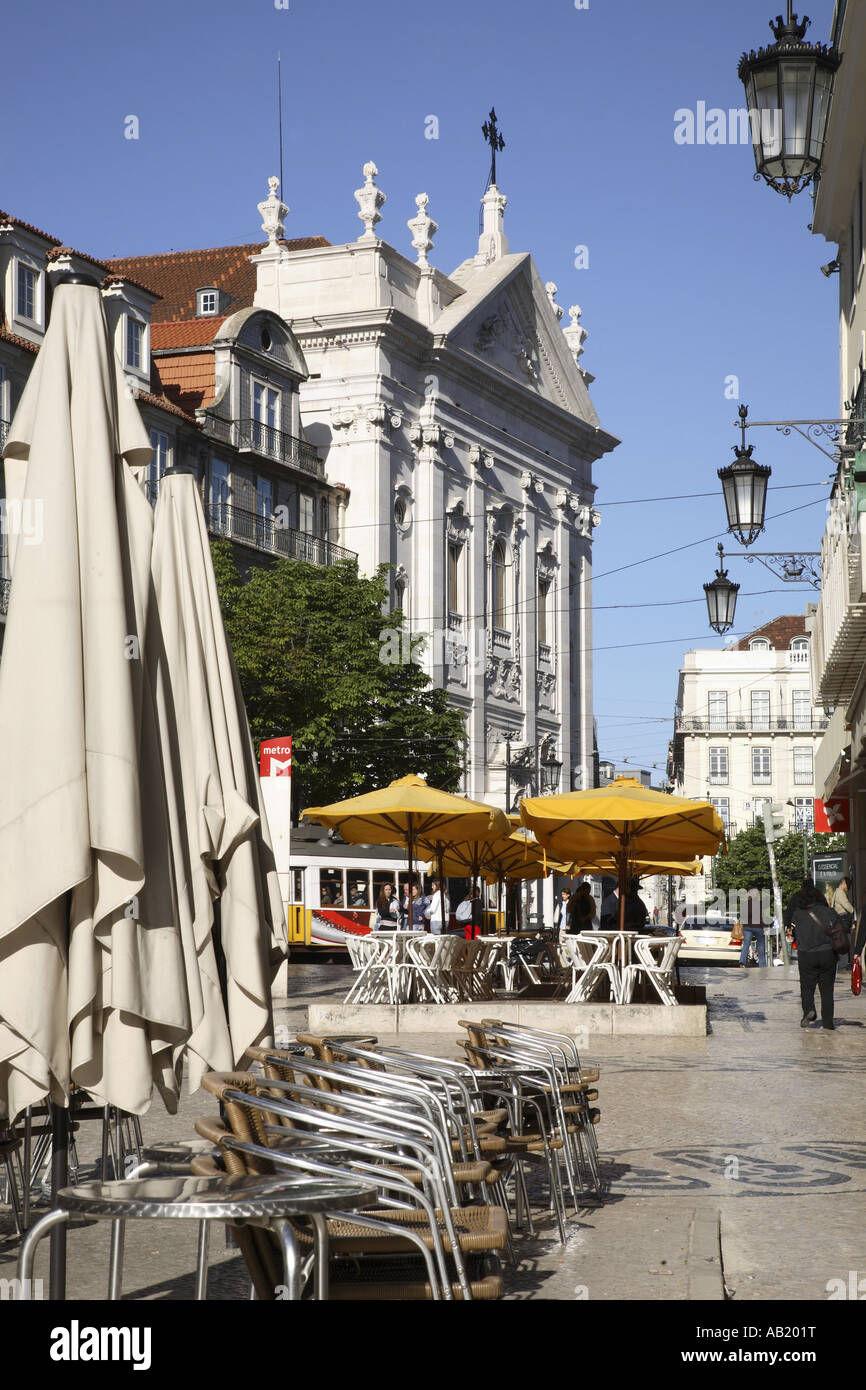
[788,880,844,1030]
[832,875,855,968]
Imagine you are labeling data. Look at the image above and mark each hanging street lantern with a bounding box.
[718,404,771,546]
[704,544,740,635]
[738,4,841,199]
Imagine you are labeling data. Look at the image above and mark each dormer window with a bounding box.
[749,638,770,652]
[197,287,220,316]
[15,262,39,323]
[125,316,144,370]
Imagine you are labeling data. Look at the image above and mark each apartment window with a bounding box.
[320,496,329,540]
[754,797,771,826]
[708,691,728,731]
[148,429,170,501]
[751,690,770,729]
[492,540,508,631]
[16,263,37,321]
[299,493,314,534]
[789,637,809,666]
[255,476,273,548]
[126,316,144,370]
[208,459,230,534]
[793,746,814,785]
[448,543,462,619]
[792,690,811,730]
[709,747,729,785]
[252,381,279,453]
[710,797,730,831]
[537,577,550,647]
[752,746,771,784]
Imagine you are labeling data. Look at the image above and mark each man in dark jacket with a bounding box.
[787,879,839,1030]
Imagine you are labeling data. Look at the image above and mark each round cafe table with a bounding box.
[15,1172,379,1302]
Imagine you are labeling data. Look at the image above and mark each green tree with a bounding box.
[211,543,467,808]
[713,824,848,908]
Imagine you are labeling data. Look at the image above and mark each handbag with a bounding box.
[852,956,862,996]
[811,909,849,957]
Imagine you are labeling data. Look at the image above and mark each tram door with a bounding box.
[286,867,307,945]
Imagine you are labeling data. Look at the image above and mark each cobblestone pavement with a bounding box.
[2,957,863,1301]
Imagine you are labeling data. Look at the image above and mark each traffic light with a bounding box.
[762,803,786,842]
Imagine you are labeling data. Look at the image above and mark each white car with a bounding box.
[677,916,742,965]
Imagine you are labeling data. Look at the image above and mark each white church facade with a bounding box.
[250,169,618,808]
[1,165,618,810]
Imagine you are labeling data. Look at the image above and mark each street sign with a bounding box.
[260,736,292,777]
[814,796,850,833]
[812,853,845,896]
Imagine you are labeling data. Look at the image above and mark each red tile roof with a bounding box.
[105,238,329,324]
[0,324,38,353]
[731,615,807,650]
[152,352,216,414]
[0,211,62,245]
[136,389,201,425]
[46,245,112,273]
[151,318,228,351]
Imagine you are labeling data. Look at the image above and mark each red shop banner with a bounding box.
[814,797,851,833]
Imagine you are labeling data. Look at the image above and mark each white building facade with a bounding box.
[669,617,828,855]
[808,0,866,897]
[250,170,618,808]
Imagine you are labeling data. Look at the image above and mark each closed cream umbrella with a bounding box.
[149,467,287,1085]
[0,277,192,1124]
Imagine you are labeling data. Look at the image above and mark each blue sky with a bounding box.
[0,0,840,774]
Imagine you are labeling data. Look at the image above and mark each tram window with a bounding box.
[372,870,397,906]
[319,868,345,907]
[348,876,370,908]
[291,870,303,904]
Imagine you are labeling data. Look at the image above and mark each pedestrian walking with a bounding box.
[570,881,597,933]
[832,875,855,968]
[739,886,768,968]
[624,878,649,932]
[374,882,401,931]
[423,878,450,935]
[554,888,571,933]
[404,882,427,930]
[454,886,483,937]
[786,878,840,1030]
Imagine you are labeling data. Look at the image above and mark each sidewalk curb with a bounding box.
[688,1208,725,1300]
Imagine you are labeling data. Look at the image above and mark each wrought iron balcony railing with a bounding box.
[204,501,355,567]
[233,419,323,477]
[676,715,828,734]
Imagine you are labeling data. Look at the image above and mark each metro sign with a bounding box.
[814,797,850,833]
[260,736,292,778]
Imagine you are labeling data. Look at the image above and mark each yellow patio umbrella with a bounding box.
[566,859,704,879]
[521,778,725,931]
[302,775,509,928]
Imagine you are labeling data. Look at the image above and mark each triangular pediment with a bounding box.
[432,253,600,427]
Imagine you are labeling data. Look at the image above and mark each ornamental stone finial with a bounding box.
[563,304,587,364]
[475,185,509,265]
[258,175,289,245]
[545,282,564,322]
[408,192,437,268]
[355,161,386,240]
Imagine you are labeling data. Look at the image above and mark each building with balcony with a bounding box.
[1,166,618,809]
[0,211,354,656]
[809,0,866,890]
[668,617,827,852]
